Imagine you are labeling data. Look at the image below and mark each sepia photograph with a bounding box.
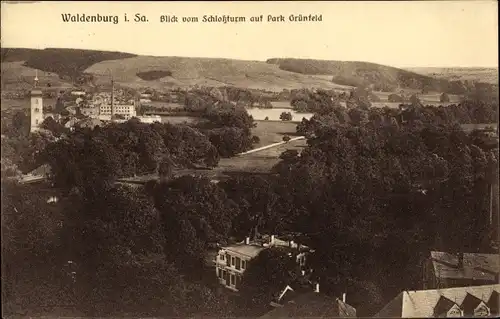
[1,0,499,317]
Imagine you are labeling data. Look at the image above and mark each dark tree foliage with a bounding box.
[136,70,173,81]
[149,176,240,277]
[41,116,68,137]
[279,111,293,121]
[238,249,301,314]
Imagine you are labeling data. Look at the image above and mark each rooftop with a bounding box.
[430,251,499,282]
[221,235,312,258]
[222,244,266,258]
[374,284,500,318]
[259,292,356,318]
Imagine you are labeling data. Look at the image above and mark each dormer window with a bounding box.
[462,293,486,317]
[446,305,463,317]
[434,296,462,317]
[474,303,490,317]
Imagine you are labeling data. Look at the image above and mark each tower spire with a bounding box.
[34,70,39,88]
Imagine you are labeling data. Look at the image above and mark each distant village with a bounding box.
[21,73,166,133]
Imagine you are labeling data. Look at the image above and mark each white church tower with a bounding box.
[30,70,44,133]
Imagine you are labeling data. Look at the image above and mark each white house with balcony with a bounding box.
[215,235,313,291]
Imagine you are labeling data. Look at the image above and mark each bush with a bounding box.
[279,112,293,121]
[440,92,450,103]
[388,94,404,103]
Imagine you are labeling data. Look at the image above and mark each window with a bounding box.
[474,304,490,317]
[224,271,229,283]
[230,274,235,286]
[231,257,235,267]
[34,99,38,105]
[241,260,246,270]
[226,253,231,266]
[35,119,39,125]
[235,257,241,270]
[447,306,462,317]
[220,254,225,261]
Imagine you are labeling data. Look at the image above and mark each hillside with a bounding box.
[85,56,352,92]
[2,47,489,94]
[1,61,73,91]
[1,48,136,82]
[266,58,453,93]
[405,67,498,85]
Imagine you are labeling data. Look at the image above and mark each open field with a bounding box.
[1,61,73,91]
[1,97,58,110]
[251,120,299,147]
[85,56,352,92]
[406,67,498,84]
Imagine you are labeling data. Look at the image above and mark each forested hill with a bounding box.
[266,58,468,93]
[1,48,136,81]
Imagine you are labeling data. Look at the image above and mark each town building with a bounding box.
[215,235,313,291]
[71,90,86,96]
[422,251,499,290]
[98,103,136,120]
[30,72,44,133]
[374,284,499,318]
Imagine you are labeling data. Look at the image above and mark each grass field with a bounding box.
[1,61,73,91]
[252,120,299,147]
[406,67,498,84]
[85,56,353,92]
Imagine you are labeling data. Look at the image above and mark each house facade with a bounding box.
[215,235,312,291]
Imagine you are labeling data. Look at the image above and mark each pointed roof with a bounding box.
[461,292,483,315]
[374,284,500,318]
[259,292,356,318]
[433,295,459,317]
[487,290,499,314]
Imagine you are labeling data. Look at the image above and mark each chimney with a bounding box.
[342,293,346,303]
[245,237,250,245]
[457,253,464,268]
[314,283,320,293]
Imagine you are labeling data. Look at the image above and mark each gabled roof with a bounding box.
[487,290,499,314]
[259,292,356,318]
[461,292,483,315]
[433,295,458,317]
[430,251,499,281]
[374,284,500,318]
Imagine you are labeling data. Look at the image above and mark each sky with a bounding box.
[1,1,498,68]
